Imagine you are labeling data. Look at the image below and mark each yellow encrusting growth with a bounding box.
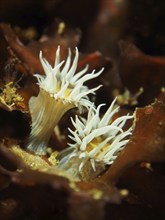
[120,189,129,197]
[10,145,51,170]
[0,82,24,110]
[90,189,103,200]
[113,87,143,106]
[48,151,59,165]
[57,22,66,35]
[11,145,80,181]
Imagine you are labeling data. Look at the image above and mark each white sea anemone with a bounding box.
[27,46,104,155]
[58,98,133,180]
